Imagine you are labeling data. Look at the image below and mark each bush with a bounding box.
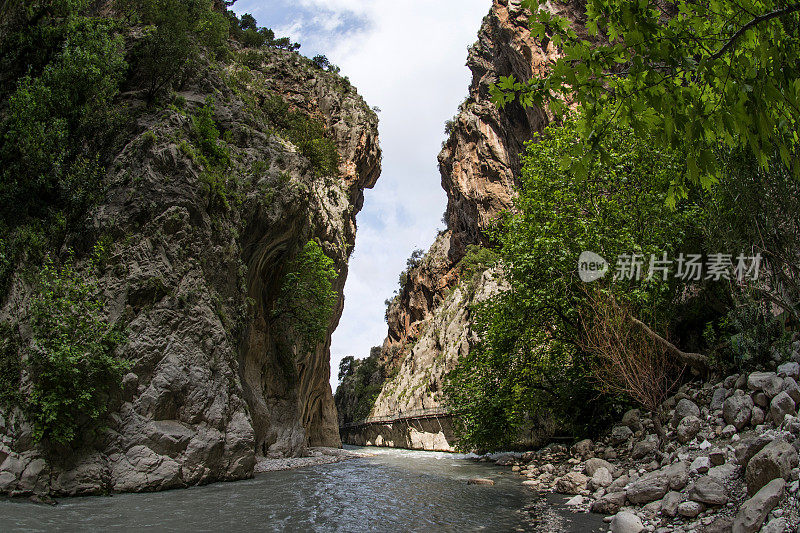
[311,55,331,70]
[263,95,340,176]
[0,15,126,226]
[581,290,686,442]
[191,97,230,169]
[124,0,229,101]
[274,241,338,351]
[24,249,129,445]
[457,245,499,281]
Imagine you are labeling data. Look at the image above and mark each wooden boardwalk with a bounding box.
[339,407,453,429]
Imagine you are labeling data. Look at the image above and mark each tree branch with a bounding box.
[628,315,710,371]
[711,4,800,59]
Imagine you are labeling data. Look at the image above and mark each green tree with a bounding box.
[24,249,129,445]
[491,0,800,196]
[445,116,702,450]
[274,241,339,351]
[0,13,126,226]
[124,0,229,101]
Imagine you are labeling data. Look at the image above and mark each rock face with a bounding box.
[0,44,381,495]
[733,478,786,533]
[745,437,798,495]
[338,0,585,449]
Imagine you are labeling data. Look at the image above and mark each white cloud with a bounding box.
[234,0,492,389]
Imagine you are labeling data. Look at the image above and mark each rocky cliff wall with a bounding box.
[0,44,380,495]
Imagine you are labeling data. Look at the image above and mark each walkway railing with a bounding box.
[340,407,452,429]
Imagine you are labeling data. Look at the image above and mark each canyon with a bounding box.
[336,0,583,452]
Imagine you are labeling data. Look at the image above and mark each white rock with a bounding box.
[565,495,584,506]
[610,511,644,533]
[690,456,712,474]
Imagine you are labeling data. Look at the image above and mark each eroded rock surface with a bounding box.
[0,44,380,495]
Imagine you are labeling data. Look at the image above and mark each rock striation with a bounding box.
[0,43,380,495]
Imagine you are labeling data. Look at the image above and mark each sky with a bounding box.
[231,0,491,390]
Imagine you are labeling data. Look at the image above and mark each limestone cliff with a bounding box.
[338,0,582,448]
[0,43,380,494]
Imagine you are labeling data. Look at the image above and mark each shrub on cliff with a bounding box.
[0,9,126,228]
[263,95,340,177]
[274,241,338,352]
[22,248,129,446]
[445,117,703,450]
[121,0,229,101]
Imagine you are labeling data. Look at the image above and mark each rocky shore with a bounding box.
[253,447,371,473]
[484,361,800,532]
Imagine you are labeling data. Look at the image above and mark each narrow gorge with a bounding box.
[336,0,580,451]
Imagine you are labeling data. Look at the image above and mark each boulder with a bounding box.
[661,461,689,490]
[782,377,800,404]
[710,387,729,411]
[467,478,495,485]
[625,471,669,504]
[631,439,658,460]
[565,495,584,506]
[688,475,728,505]
[572,439,594,458]
[708,463,738,485]
[723,394,754,430]
[610,425,633,445]
[608,474,629,493]
[733,478,785,533]
[735,435,772,467]
[585,457,615,477]
[745,437,798,495]
[783,415,800,435]
[610,511,644,533]
[709,448,726,466]
[676,415,702,443]
[721,424,737,438]
[110,446,183,493]
[673,398,700,425]
[706,516,735,533]
[591,467,613,489]
[622,409,643,432]
[777,361,800,379]
[591,491,627,514]
[677,501,704,518]
[690,456,712,474]
[747,372,784,398]
[753,392,770,408]
[761,518,788,533]
[554,472,589,494]
[660,490,683,517]
[750,406,765,426]
[770,391,797,424]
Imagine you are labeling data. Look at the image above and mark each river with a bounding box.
[0,447,605,532]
